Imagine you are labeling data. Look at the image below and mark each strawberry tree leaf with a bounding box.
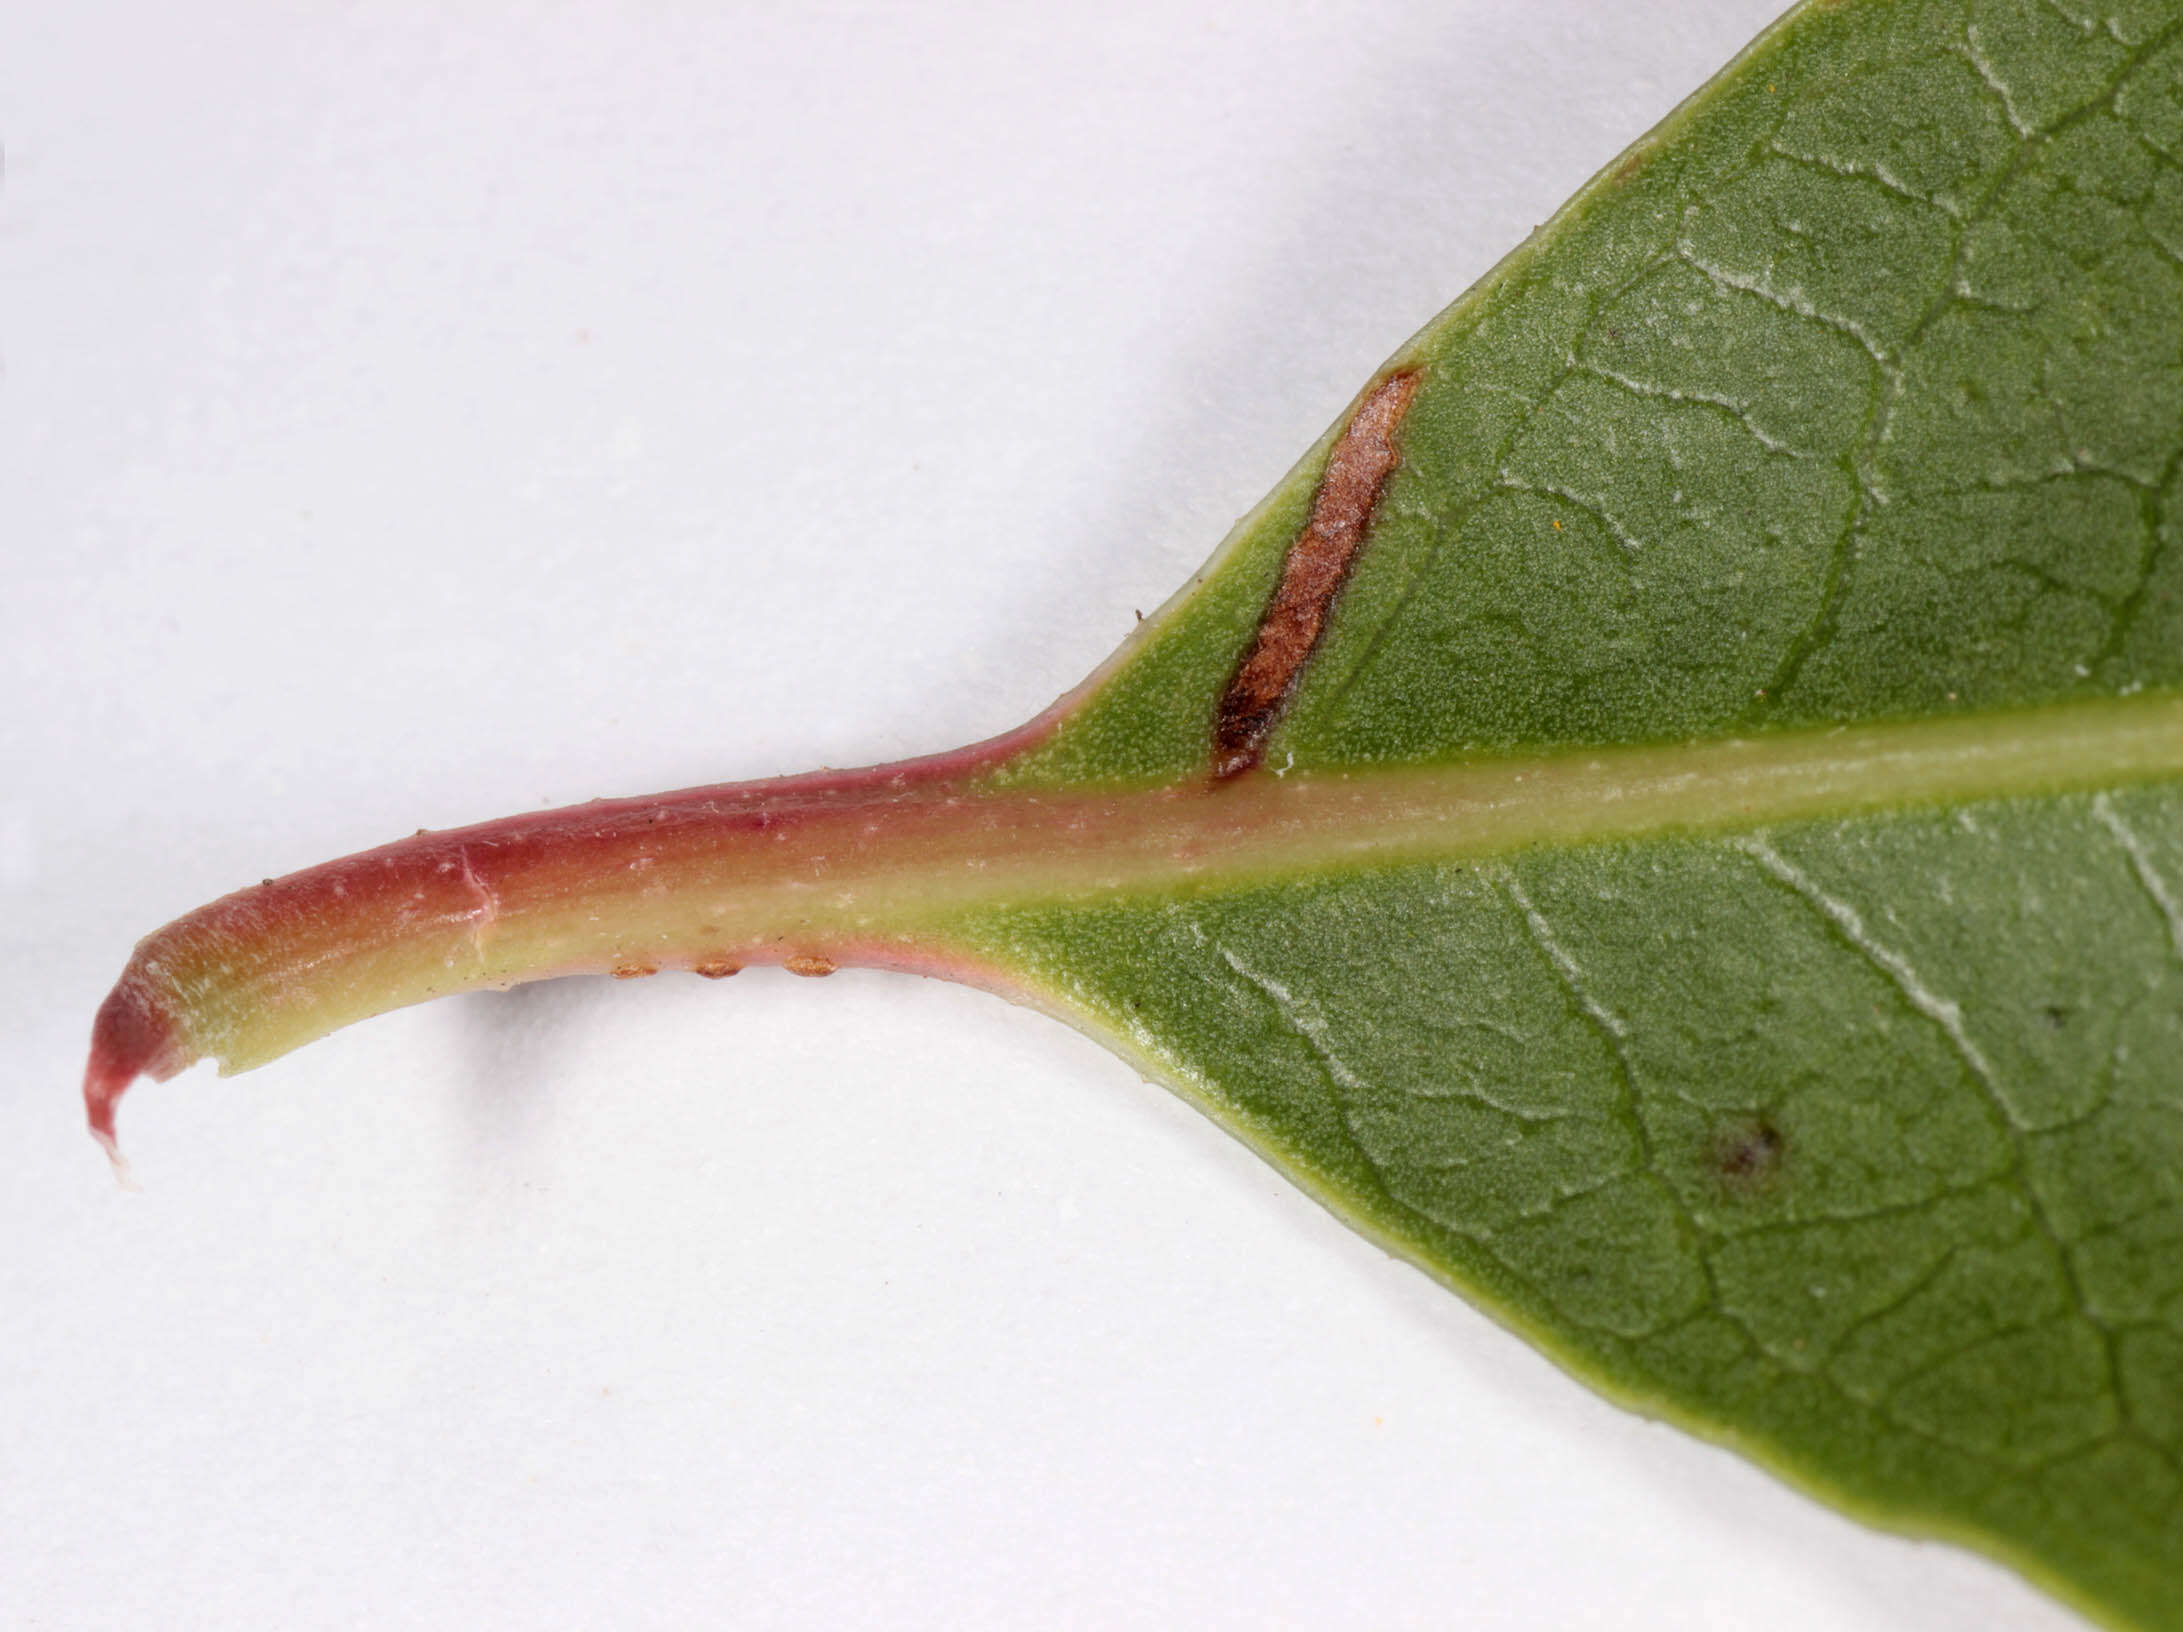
[85,0,2183,1625]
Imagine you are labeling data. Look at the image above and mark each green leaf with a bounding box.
[85,0,2183,1625]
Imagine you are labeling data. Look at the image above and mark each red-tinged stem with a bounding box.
[85,692,2183,1157]
[80,705,1080,1157]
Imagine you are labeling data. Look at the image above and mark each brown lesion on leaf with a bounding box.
[1213,368,1424,779]
[611,962,660,980]
[1708,1113,1787,1194]
[784,955,839,977]
[692,958,742,980]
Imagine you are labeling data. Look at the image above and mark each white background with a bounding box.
[3,3,2089,1628]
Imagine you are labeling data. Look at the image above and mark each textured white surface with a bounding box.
[4,4,2085,1628]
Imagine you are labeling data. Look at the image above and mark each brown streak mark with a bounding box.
[1213,368,1422,780]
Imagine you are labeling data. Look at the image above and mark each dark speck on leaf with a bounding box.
[2042,1005,2070,1030]
[1710,1114,1786,1192]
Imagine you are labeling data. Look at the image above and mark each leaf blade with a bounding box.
[936,779,2183,1629]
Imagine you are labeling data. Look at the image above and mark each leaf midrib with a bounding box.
[1020,690,2183,904]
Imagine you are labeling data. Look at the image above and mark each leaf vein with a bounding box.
[1733,833,2129,1431]
[2093,791,2183,960]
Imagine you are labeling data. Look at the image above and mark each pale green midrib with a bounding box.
[921,692,2183,917]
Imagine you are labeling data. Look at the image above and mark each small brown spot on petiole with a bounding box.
[693,959,742,980]
[784,955,838,978]
[611,963,659,980]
